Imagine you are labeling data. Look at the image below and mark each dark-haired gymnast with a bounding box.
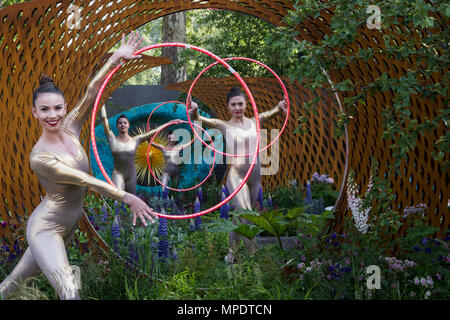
[0,32,157,300]
[189,87,286,263]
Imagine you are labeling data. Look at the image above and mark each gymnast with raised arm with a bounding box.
[100,104,173,194]
[188,87,287,263]
[0,32,157,300]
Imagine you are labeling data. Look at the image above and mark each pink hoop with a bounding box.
[145,101,194,151]
[90,42,260,219]
[186,56,289,158]
[146,119,215,193]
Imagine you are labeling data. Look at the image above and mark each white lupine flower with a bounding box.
[347,171,372,234]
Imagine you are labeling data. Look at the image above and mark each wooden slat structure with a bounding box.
[0,0,447,250]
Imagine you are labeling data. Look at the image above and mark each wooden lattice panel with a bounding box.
[0,0,447,247]
[165,76,348,199]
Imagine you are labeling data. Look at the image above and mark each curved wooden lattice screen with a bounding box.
[0,0,447,248]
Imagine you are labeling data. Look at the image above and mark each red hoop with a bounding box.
[145,101,194,151]
[146,119,215,193]
[186,56,289,158]
[90,43,260,219]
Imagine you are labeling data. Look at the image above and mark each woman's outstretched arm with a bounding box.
[259,97,287,126]
[100,105,115,141]
[64,32,144,138]
[134,123,169,146]
[188,98,228,134]
[30,151,157,225]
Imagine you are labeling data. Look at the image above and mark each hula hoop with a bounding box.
[90,42,260,219]
[145,101,194,151]
[186,56,290,158]
[146,119,215,192]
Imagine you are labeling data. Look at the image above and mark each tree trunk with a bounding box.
[161,12,187,86]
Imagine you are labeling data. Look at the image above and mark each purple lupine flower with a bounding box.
[267,194,273,208]
[158,208,169,261]
[197,187,203,203]
[111,215,121,252]
[194,197,202,231]
[220,192,229,220]
[161,188,170,210]
[101,204,108,223]
[305,180,312,205]
[222,185,229,198]
[128,236,139,264]
[257,185,264,211]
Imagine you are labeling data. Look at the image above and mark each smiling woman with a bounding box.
[0,32,158,300]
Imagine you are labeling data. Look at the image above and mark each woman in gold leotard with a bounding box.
[100,105,170,194]
[189,87,286,262]
[0,32,157,300]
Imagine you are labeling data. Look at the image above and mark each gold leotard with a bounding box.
[0,60,125,300]
[101,109,163,194]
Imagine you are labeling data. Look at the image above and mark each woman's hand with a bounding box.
[277,96,288,114]
[122,193,158,226]
[100,104,107,118]
[109,31,144,65]
[188,97,199,121]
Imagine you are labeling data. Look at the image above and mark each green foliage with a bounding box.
[181,9,299,80]
[269,183,305,210]
[311,182,339,207]
[279,0,449,173]
[1,0,28,7]
[206,206,332,250]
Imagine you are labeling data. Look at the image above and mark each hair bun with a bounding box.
[39,75,54,86]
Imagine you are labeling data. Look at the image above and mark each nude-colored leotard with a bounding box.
[0,60,125,300]
[102,109,166,194]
